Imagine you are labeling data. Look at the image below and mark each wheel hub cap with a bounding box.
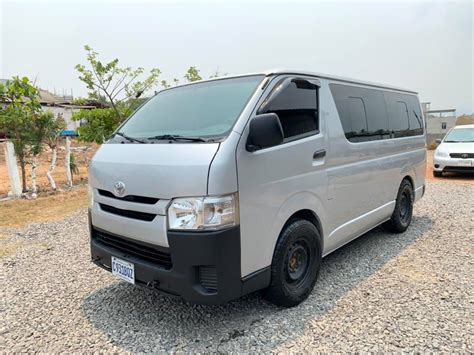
[287,244,309,281]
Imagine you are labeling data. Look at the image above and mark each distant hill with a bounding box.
[456,115,474,125]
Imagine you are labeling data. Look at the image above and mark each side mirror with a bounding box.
[246,113,284,152]
[435,138,442,144]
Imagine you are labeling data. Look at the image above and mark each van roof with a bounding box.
[265,69,417,94]
[197,69,418,95]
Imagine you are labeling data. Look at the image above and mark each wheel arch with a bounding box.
[269,191,327,263]
[402,174,414,189]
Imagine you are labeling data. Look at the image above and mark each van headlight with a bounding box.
[168,193,239,230]
[87,184,94,208]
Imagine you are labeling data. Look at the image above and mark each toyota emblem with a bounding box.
[461,153,468,159]
[113,181,126,197]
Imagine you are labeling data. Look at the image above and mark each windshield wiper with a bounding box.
[114,131,147,144]
[147,134,209,142]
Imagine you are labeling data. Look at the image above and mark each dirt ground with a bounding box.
[0,141,98,198]
[0,185,87,228]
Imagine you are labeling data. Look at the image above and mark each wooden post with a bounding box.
[3,141,22,198]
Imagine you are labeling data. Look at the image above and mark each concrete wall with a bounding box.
[425,115,457,145]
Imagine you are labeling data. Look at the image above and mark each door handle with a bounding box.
[313,149,326,159]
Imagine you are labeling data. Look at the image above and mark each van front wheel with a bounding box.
[264,219,321,307]
[384,179,414,233]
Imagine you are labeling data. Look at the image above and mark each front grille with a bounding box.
[99,203,156,222]
[98,189,159,204]
[198,266,218,292]
[449,153,474,159]
[93,229,172,269]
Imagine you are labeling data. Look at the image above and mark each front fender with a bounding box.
[270,191,327,256]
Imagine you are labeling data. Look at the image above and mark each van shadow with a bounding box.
[82,215,433,352]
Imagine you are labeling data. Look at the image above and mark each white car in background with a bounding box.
[433,124,474,177]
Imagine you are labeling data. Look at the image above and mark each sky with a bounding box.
[1,0,473,114]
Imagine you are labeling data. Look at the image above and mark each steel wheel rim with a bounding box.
[399,190,411,222]
[285,240,310,285]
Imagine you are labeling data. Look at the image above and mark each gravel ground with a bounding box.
[1,181,473,352]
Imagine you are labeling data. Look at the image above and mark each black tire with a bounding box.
[384,179,414,233]
[264,219,322,307]
[433,170,443,177]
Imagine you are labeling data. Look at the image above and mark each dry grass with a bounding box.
[0,186,88,228]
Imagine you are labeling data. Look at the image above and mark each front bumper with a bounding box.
[89,212,269,304]
[433,155,474,173]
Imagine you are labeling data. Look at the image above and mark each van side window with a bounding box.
[330,83,423,142]
[346,97,369,141]
[384,92,424,137]
[330,84,390,142]
[406,95,424,136]
[259,78,319,140]
[393,101,410,137]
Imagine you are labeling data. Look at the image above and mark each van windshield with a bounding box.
[444,128,474,143]
[116,75,264,142]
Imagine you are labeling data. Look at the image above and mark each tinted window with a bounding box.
[259,78,318,140]
[384,92,423,137]
[118,75,263,139]
[347,97,368,139]
[405,94,423,135]
[331,83,423,142]
[330,84,390,142]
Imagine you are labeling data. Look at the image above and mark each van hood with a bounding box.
[89,143,219,199]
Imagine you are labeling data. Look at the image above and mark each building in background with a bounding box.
[421,102,457,145]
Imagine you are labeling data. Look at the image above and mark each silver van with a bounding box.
[88,70,426,307]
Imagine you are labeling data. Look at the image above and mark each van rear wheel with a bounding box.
[264,219,321,307]
[384,179,414,233]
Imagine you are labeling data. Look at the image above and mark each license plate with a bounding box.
[458,159,472,166]
[111,256,135,284]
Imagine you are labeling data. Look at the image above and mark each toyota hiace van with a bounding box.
[89,70,426,307]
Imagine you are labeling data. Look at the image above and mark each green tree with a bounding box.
[184,66,202,82]
[74,46,207,143]
[0,77,42,192]
[75,45,161,119]
[73,45,162,144]
[72,108,121,144]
